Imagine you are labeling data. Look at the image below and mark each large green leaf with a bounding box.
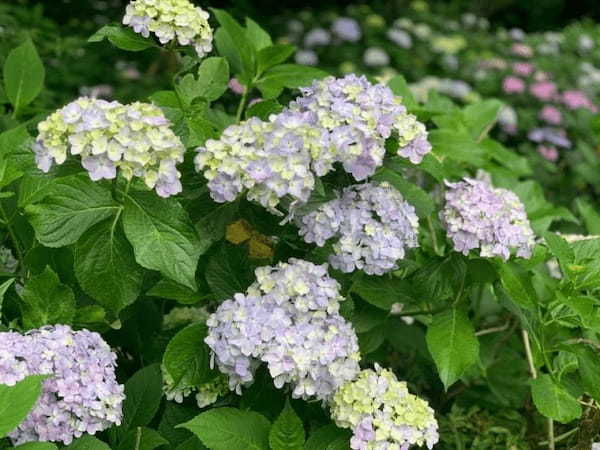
[256,64,327,99]
[116,427,169,450]
[19,266,75,329]
[205,243,254,301]
[211,9,255,83]
[120,364,163,432]
[530,374,581,424]
[426,308,479,390]
[0,375,47,438]
[269,400,305,450]
[163,323,214,391]
[26,174,119,247]
[462,99,503,141]
[350,273,414,310]
[14,443,58,450]
[195,57,230,102]
[180,407,271,450]
[147,279,200,304]
[3,39,44,112]
[74,219,143,316]
[65,436,111,450]
[303,425,351,450]
[88,24,155,51]
[496,262,537,310]
[256,45,295,74]
[123,192,202,290]
[372,167,434,218]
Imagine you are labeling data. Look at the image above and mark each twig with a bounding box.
[538,427,578,446]
[475,322,509,336]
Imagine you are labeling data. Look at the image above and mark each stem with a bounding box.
[522,329,537,379]
[0,202,24,276]
[235,86,249,123]
[548,419,555,450]
[475,321,509,336]
[538,427,578,446]
[392,306,450,317]
[427,215,441,255]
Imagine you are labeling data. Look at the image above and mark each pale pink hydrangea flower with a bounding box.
[537,145,559,162]
[503,76,525,94]
[530,81,557,101]
[513,62,534,76]
[562,90,598,112]
[539,105,562,125]
[511,43,533,58]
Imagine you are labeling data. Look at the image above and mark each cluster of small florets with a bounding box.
[205,259,360,401]
[297,182,419,275]
[0,325,124,445]
[331,366,439,450]
[195,111,323,212]
[290,74,431,178]
[34,97,185,197]
[441,177,535,260]
[123,0,213,58]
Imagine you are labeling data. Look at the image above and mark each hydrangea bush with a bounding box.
[0,2,600,449]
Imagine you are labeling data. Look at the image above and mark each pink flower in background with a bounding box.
[530,81,556,101]
[513,62,534,76]
[539,105,562,125]
[562,90,598,112]
[511,43,533,58]
[228,78,245,95]
[533,71,551,82]
[503,76,525,94]
[537,145,559,162]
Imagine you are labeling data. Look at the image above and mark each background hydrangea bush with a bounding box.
[1,0,600,449]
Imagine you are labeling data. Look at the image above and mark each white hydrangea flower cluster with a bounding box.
[195,75,431,213]
[123,0,213,58]
[331,366,439,450]
[205,258,360,401]
[290,74,432,178]
[33,97,185,197]
[297,182,419,275]
[0,325,124,445]
[441,177,535,259]
[195,111,323,212]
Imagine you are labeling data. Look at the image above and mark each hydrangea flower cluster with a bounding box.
[441,177,535,260]
[331,366,439,450]
[195,75,430,212]
[33,97,185,197]
[205,259,360,401]
[297,182,419,275]
[194,112,321,211]
[291,74,432,176]
[0,325,124,445]
[123,0,213,58]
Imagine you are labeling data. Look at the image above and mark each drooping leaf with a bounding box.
[426,308,479,390]
[180,407,271,450]
[0,375,47,438]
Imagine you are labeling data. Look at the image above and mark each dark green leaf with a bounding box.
[3,39,44,111]
[205,243,254,301]
[117,427,169,450]
[245,99,284,120]
[65,435,111,450]
[351,273,413,310]
[89,24,155,51]
[14,443,58,450]
[147,279,201,304]
[497,262,537,310]
[120,364,163,432]
[0,375,47,438]
[257,45,295,74]
[269,400,305,450]
[196,57,230,102]
[303,425,351,450]
[256,64,327,99]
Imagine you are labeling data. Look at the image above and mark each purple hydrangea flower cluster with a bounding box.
[297,182,419,275]
[331,17,362,42]
[291,74,431,176]
[34,97,185,197]
[205,259,360,401]
[0,325,124,445]
[441,177,535,259]
[195,111,324,212]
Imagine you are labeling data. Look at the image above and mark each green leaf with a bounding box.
[303,425,351,450]
[426,308,479,390]
[257,45,295,74]
[0,277,15,320]
[120,364,163,432]
[256,64,328,99]
[211,9,255,82]
[19,266,75,329]
[18,172,54,208]
[429,128,487,166]
[351,273,413,310]
[387,75,417,111]
[543,232,574,278]
[205,243,254,301]
[496,262,537,310]
[147,279,200,304]
[3,39,44,112]
[14,443,58,450]
[26,174,119,247]
[372,167,433,218]
[74,218,143,316]
[245,99,284,121]
[163,323,214,391]
[530,374,581,424]
[214,28,242,76]
[117,427,169,450]
[196,57,230,102]
[123,192,202,290]
[245,18,272,51]
[571,345,600,403]
[462,99,503,141]
[65,435,111,450]
[269,400,305,450]
[180,407,271,450]
[89,24,155,51]
[175,437,208,450]
[576,198,600,234]
[0,375,47,438]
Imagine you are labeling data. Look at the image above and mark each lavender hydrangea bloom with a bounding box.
[0,325,124,445]
[527,127,571,148]
[34,97,185,197]
[331,365,439,450]
[205,259,360,402]
[441,177,535,260]
[195,111,324,213]
[290,74,431,179]
[331,17,362,42]
[297,182,419,275]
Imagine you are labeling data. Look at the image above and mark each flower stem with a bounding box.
[235,86,249,123]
